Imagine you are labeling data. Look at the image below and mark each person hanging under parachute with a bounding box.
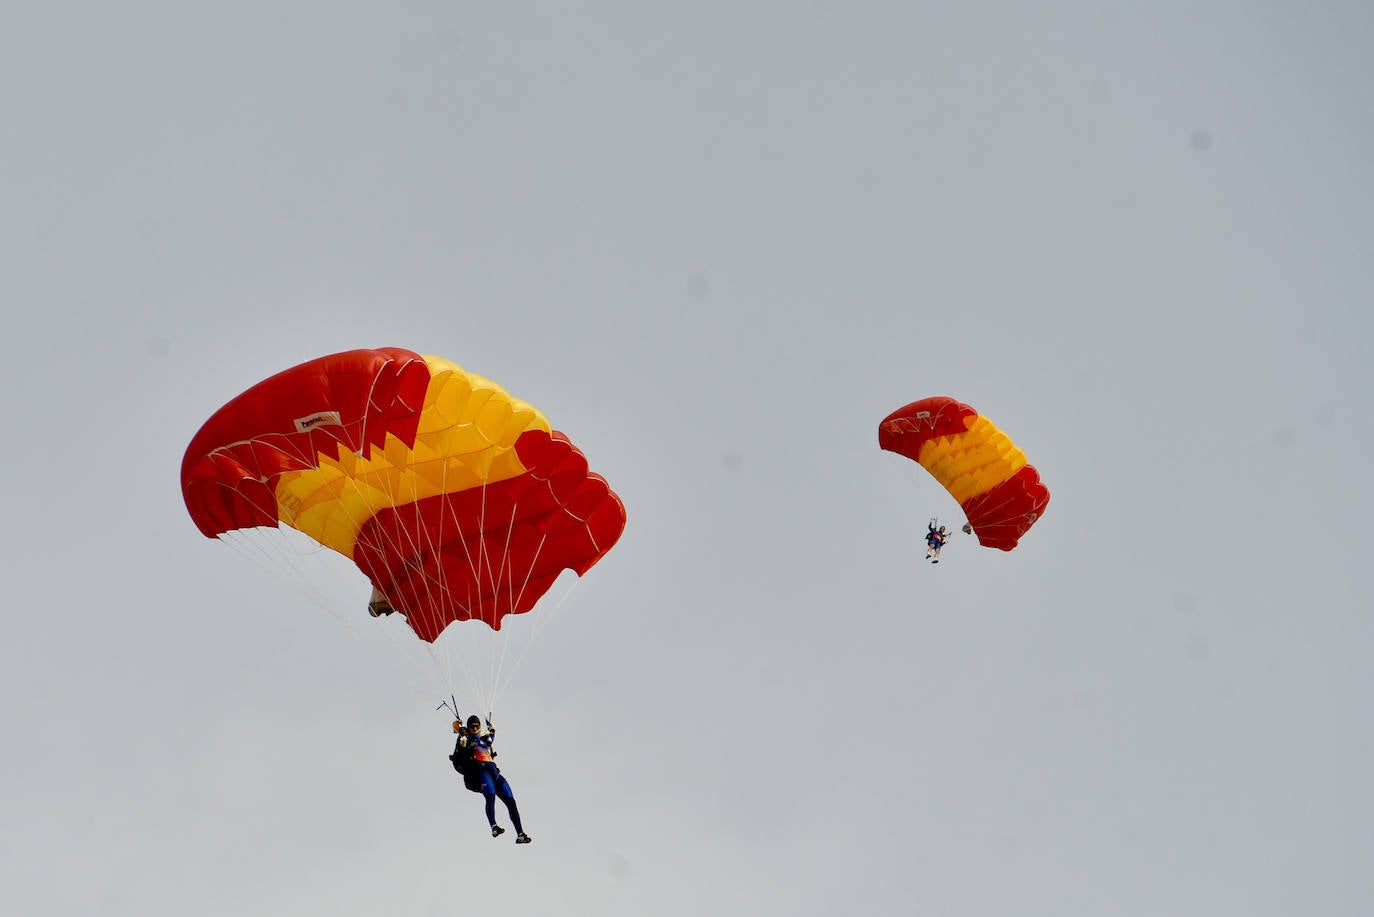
[879,396,1049,562]
[182,347,627,835]
[925,520,949,563]
[450,714,531,844]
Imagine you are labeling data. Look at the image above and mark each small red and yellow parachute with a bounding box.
[878,396,1048,551]
[181,348,626,643]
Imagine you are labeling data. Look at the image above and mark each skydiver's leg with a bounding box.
[484,793,498,827]
[494,774,524,835]
[479,769,500,828]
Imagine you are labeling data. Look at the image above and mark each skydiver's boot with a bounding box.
[491,825,505,838]
[516,832,532,844]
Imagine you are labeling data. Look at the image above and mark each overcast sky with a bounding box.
[5,2,1373,915]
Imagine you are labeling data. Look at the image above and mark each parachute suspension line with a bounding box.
[411,461,567,719]
[364,425,587,721]
[219,523,438,697]
[490,498,533,710]
[474,478,500,718]
[425,452,478,708]
[491,563,581,711]
[226,526,360,631]
[525,561,578,646]
[379,460,443,683]
[429,473,497,717]
[246,425,576,722]
[485,466,586,716]
[400,475,484,714]
[481,493,528,718]
[473,477,567,719]
[477,481,498,715]
[429,454,484,711]
[428,488,480,709]
[336,473,447,701]
[437,694,461,724]
[299,367,455,702]
[216,528,338,621]
[379,453,470,706]
[501,512,577,707]
[265,450,436,703]
[422,451,460,702]
[487,503,543,715]
[486,486,599,712]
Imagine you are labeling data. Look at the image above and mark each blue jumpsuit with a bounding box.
[459,728,524,834]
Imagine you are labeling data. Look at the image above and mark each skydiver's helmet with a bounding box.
[939,526,947,534]
[962,523,973,535]
[467,715,482,731]
[452,720,463,734]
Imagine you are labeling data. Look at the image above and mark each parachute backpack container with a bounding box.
[181,347,627,708]
[878,396,1048,551]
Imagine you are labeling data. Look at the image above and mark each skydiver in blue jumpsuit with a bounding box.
[925,522,948,563]
[453,714,531,844]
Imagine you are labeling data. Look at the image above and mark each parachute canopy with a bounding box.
[878,396,1048,551]
[182,348,626,641]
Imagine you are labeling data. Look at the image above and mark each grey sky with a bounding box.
[4,2,1372,915]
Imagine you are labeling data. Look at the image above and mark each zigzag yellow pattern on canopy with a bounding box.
[916,414,1028,504]
[273,355,551,559]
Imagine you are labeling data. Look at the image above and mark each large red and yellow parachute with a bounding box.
[181,348,626,643]
[878,397,1048,551]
